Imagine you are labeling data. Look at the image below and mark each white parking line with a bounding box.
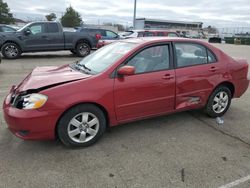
[218,175,250,188]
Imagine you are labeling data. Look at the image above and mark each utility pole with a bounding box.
[133,0,137,29]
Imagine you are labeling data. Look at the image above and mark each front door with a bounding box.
[23,23,51,51]
[114,44,176,123]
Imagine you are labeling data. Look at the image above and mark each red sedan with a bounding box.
[3,38,249,147]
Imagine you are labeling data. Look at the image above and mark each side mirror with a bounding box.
[117,66,135,76]
[24,28,31,35]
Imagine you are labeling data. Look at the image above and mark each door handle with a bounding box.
[162,74,174,80]
[41,35,49,39]
[209,66,218,72]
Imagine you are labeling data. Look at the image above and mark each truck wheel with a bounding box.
[1,43,22,59]
[75,42,91,57]
[205,86,232,118]
[57,104,106,147]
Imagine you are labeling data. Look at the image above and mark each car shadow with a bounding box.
[6,110,207,151]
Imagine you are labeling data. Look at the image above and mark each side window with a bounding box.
[100,30,106,37]
[126,45,170,74]
[143,32,155,37]
[29,24,45,34]
[47,23,59,33]
[2,26,15,32]
[106,31,117,38]
[157,32,165,36]
[138,32,144,37]
[175,43,208,68]
[207,49,217,63]
[168,33,178,37]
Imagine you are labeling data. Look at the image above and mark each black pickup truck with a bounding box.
[0,22,98,59]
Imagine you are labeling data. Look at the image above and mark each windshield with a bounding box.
[77,42,138,74]
[17,23,31,32]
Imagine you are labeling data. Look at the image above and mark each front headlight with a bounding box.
[22,94,48,110]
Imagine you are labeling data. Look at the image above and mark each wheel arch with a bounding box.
[214,81,235,98]
[1,41,23,51]
[55,102,110,139]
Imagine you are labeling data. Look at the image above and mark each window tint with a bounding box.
[168,33,178,37]
[106,30,117,38]
[127,45,170,74]
[138,32,144,37]
[157,32,165,36]
[143,32,155,37]
[175,43,208,68]
[47,23,59,33]
[2,26,15,32]
[207,49,217,63]
[29,24,45,34]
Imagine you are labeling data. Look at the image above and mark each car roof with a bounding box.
[123,37,205,45]
[126,30,178,33]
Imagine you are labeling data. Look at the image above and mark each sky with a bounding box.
[4,0,250,28]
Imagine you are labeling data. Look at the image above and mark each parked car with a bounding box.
[0,22,98,59]
[76,28,120,48]
[3,38,249,147]
[119,30,179,39]
[0,24,17,33]
[98,30,180,48]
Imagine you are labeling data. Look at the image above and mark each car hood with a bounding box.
[15,64,92,92]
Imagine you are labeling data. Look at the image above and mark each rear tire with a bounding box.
[57,104,106,147]
[205,86,232,117]
[1,42,22,59]
[75,42,91,57]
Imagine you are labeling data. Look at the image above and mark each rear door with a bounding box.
[174,42,224,110]
[47,23,64,50]
[114,43,175,122]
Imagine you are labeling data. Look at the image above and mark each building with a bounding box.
[135,18,202,30]
[135,18,203,37]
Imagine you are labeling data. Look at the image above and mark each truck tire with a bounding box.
[75,42,91,57]
[1,42,22,59]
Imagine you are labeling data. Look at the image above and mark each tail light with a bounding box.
[95,34,102,40]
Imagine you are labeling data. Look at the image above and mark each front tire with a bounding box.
[1,43,22,59]
[205,86,232,117]
[57,104,106,147]
[75,42,91,57]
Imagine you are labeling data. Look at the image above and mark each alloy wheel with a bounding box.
[212,91,229,114]
[67,112,99,143]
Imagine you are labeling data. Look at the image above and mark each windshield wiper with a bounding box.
[77,63,91,72]
[70,61,92,74]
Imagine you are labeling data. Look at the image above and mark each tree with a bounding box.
[61,6,82,27]
[0,0,14,24]
[46,13,56,21]
[114,24,125,31]
[206,25,218,34]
